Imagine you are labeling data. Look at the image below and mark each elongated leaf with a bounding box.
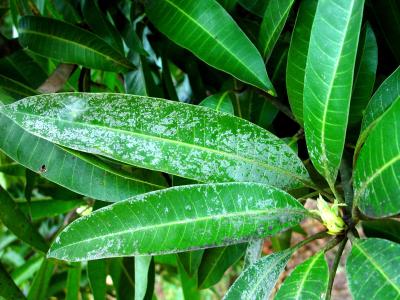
[0,114,164,202]
[258,0,295,61]
[362,219,400,243]
[48,183,307,261]
[178,250,204,277]
[66,262,81,300]
[12,255,43,285]
[275,251,328,299]
[216,0,237,11]
[303,0,364,185]
[178,258,201,300]
[145,0,275,94]
[27,259,55,300]
[238,0,267,17]
[87,260,107,300]
[0,263,26,300]
[355,66,400,157]
[0,185,48,252]
[348,23,378,126]
[286,0,318,125]
[353,99,400,217]
[224,249,292,299]
[1,93,309,190]
[0,74,38,101]
[346,238,400,299]
[18,199,84,221]
[198,243,246,289]
[199,92,234,114]
[18,16,134,72]
[135,256,152,300]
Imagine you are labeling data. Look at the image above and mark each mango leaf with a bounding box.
[18,199,84,221]
[198,243,246,289]
[238,0,267,17]
[87,260,107,300]
[303,0,364,186]
[355,66,400,158]
[1,93,310,190]
[362,219,400,243]
[216,0,237,11]
[353,99,400,217]
[275,251,328,300]
[199,92,234,114]
[0,74,38,101]
[258,0,295,61]
[0,185,48,252]
[178,258,201,300]
[348,23,378,126]
[286,0,318,125]
[47,183,307,261]
[178,250,204,278]
[223,249,292,299]
[27,259,55,300]
[135,256,154,300]
[145,0,275,94]
[0,114,164,202]
[66,262,81,300]
[12,255,43,285]
[18,16,134,72]
[346,238,400,300]
[0,263,26,300]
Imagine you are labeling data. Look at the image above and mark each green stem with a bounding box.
[291,231,329,251]
[325,237,348,300]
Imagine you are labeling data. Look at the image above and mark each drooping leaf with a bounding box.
[0,74,38,101]
[178,250,204,278]
[145,0,275,94]
[303,0,365,186]
[48,183,307,261]
[275,251,329,300]
[0,262,26,300]
[18,199,84,221]
[0,185,48,252]
[223,249,292,299]
[353,99,400,217]
[66,262,81,300]
[348,23,378,126]
[286,0,318,125]
[198,243,246,289]
[1,93,309,190]
[135,256,153,300]
[27,259,55,300]
[87,259,107,300]
[346,238,400,299]
[362,219,400,243]
[178,258,201,300]
[11,255,43,285]
[258,0,295,61]
[0,114,164,202]
[109,257,135,300]
[18,16,134,72]
[199,92,234,114]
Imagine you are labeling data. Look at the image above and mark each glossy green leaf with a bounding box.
[66,262,81,300]
[145,0,275,94]
[134,256,151,300]
[275,251,329,300]
[0,74,38,101]
[199,92,234,114]
[27,259,55,300]
[1,93,309,190]
[87,260,107,300]
[224,249,292,299]
[0,262,26,300]
[346,238,400,299]
[355,66,400,157]
[178,250,204,277]
[303,0,364,185]
[258,0,295,61]
[362,219,400,243]
[238,0,268,17]
[198,243,246,289]
[0,185,48,252]
[0,114,164,202]
[286,0,318,125]
[178,258,200,300]
[48,183,307,261]
[353,99,400,217]
[348,23,378,126]
[18,16,134,72]
[18,199,84,221]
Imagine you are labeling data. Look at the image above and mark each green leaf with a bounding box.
[199,92,234,114]
[0,262,26,300]
[178,258,201,300]
[346,238,400,300]
[145,0,275,94]
[18,16,134,72]
[198,243,246,289]
[0,185,48,252]
[135,256,152,300]
[87,260,107,300]
[275,251,328,300]
[224,249,292,299]
[286,0,318,125]
[1,93,309,190]
[18,199,84,221]
[216,0,237,11]
[362,219,400,243]
[238,0,267,17]
[258,0,295,61]
[348,23,378,126]
[48,183,307,261]
[353,98,400,217]
[178,250,204,278]
[66,262,81,300]
[0,114,164,202]
[12,255,43,285]
[27,259,55,300]
[303,0,364,185]
[0,74,38,101]
[355,66,400,157]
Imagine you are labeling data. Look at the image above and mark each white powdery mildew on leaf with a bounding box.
[2,93,309,190]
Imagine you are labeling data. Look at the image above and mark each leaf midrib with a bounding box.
[50,208,305,255]
[294,253,321,300]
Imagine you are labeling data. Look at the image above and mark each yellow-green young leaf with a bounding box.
[1,93,309,190]
[303,0,364,186]
[286,0,318,125]
[47,183,307,261]
[0,263,26,300]
[223,249,293,299]
[145,0,275,95]
[199,92,234,115]
[258,0,295,61]
[18,16,134,72]
[0,115,164,202]
[275,251,329,300]
[346,238,400,300]
[353,99,400,217]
